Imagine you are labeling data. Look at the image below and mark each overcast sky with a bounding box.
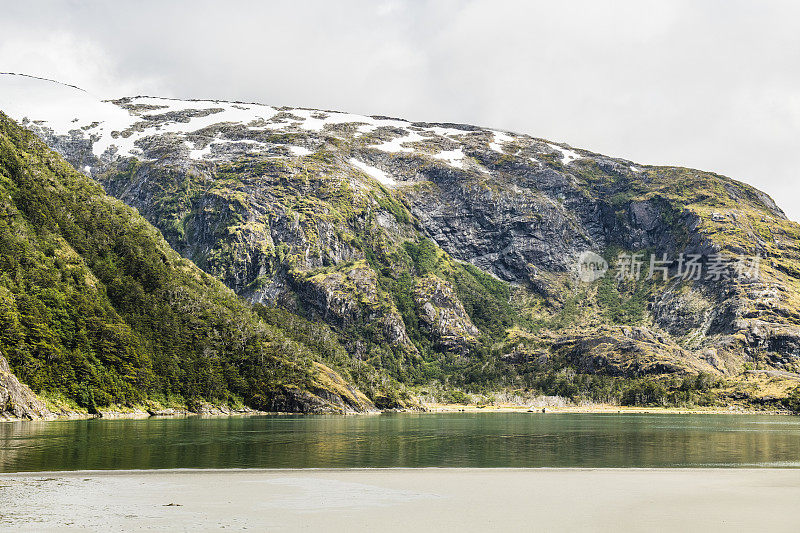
[1,0,798,220]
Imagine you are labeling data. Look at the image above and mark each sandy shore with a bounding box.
[3,398,789,423]
[421,403,789,415]
[1,468,799,531]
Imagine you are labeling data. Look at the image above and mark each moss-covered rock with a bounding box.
[413,275,480,355]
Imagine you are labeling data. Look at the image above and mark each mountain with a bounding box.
[2,73,800,410]
[0,108,374,419]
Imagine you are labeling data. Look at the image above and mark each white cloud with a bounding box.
[0,0,798,220]
[0,31,162,98]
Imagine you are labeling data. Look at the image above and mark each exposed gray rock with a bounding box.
[0,354,53,420]
[414,275,481,355]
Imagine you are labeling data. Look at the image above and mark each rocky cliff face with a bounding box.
[1,354,53,420]
[414,275,481,355]
[2,73,799,404]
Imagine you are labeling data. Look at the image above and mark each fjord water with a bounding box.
[2,413,800,472]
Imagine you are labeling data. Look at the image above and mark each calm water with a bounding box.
[2,413,800,472]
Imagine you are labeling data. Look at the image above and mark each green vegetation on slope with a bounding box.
[402,238,514,339]
[0,112,365,412]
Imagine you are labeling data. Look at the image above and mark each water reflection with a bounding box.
[1,413,800,472]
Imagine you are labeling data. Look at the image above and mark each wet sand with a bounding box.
[1,468,799,531]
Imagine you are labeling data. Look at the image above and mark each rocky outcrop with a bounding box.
[552,327,721,377]
[293,262,418,357]
[268,363,376,413]
[0,354,53,420]
[414,275,481,355]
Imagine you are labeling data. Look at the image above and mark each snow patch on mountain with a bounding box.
[433,148,466,168]
[370,130,426,153]
[546,143,582,165]
[186,140,213,160]
[349,158,396,186]
[0,73,607,177]
[288,145,312,156]
[490,130,514,153]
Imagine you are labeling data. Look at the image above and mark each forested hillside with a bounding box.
[0,112,373,416]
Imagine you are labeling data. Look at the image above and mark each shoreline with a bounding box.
[421,403,792,415]
[2,402,792,423]
[2,465,800,474]
[1,468,799,531]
